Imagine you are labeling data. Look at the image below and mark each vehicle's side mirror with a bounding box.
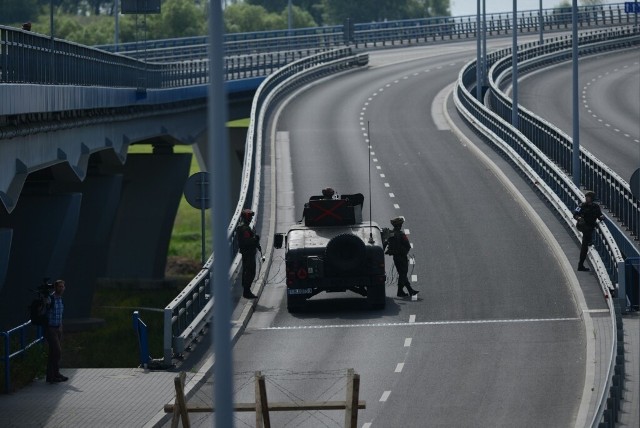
[274,233,284,249]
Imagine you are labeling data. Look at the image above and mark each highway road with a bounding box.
[517,48,640,181]
[184,38,589,428]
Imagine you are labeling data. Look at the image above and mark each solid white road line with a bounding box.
[258,317,580,331]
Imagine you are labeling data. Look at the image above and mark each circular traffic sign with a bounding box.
[183,172,211,209]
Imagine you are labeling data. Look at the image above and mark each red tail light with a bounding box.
[297,267,308,280]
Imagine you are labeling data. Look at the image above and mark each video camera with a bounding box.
[36,278,54,296]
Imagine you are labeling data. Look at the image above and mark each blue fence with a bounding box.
[1,321,44,393]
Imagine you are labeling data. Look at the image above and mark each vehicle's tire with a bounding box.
[325,233,366,273]
[287,296,306,313]
[367,284,386,310]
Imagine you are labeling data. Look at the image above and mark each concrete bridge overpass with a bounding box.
[0,2,635,330]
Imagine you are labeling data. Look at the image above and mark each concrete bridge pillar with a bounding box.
[105,151,192,279]
[0,193,82,329]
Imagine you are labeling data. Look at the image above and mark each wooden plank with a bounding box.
[348,373,360,428]
[344,369,354,428]
[164,401,366,413]
[174,372,190,428]
[256,372,271,428]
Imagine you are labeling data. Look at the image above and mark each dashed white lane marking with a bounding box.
[404,228,410,234]
[409,315,416,323]
[409,258,415,265]
[258,318,580,331]
[410,243,414,248]
[376,166,381,170]
[411,275,418,282]
[394,204,400,209]
[389,193,395,198]
[380,173,385,178]
[380,391,391,402]
[395,363,404,373]
[362,424,372,428]
[384,182,390,187]
[373,158,378,162]
[404,338,412,347]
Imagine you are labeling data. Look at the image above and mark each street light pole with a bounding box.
[539,0,544,45]
[572,0,580,186]
[115,0,119,52]
[511,0,518,128]
[476,0,481,100]
[208,0,234,426]
[50,0,55,83]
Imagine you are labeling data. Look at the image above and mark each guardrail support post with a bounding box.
[617,261,627,311]
[163,307,173,365]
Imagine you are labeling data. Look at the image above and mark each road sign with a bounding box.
[625,2,640,13]
[184,172,210,210]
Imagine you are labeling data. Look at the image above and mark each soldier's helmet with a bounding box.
[322,187,335,198]
[584,191,596,199]
[390,216,405,227]
[241,209,255,221]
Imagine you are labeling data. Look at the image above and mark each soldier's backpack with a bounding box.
[385,231,408,256]
[29,294,49,326]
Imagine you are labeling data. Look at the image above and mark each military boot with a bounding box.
[397,286,408,297]
[406,285,419,297]
[243,289,257,299]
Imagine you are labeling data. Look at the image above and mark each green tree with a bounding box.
[147,0,206,39]
[0,0,41,25]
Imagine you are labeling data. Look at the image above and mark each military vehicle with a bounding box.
[274,193,386,312]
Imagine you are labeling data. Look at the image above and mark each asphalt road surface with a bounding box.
[190,38,587,428]
[517,48,640,181]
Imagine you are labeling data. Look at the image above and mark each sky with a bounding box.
[449,0,622,17]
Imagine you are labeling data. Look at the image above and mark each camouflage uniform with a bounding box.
[237,211,260,298]
[384,218,418,297]
[574,191,604,271]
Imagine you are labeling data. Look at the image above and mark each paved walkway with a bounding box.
[0,368,194,427]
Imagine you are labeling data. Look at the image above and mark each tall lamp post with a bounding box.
[511,0,518,128]
[572,0,580,186]
[50,0,55,83]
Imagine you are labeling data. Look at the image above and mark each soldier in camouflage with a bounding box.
[236,209,260,299]
[384,217,418,298]
[574,191,604,272]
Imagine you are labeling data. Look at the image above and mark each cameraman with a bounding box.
[45,280,68,383]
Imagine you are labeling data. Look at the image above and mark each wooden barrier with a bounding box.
[166,369,365,428]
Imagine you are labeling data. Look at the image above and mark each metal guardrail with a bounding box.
[0,26,318,88]
[487,28,640,262]
[1,321,44,393]
[161,48,367,365]
[92,3,633,61]
[454,25,635,428]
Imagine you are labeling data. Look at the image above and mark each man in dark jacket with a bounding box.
[384,217,418,297]
[236,209,260,298]
[574,191,604,272]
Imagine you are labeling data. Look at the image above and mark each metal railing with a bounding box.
[0,26,324,88]
[487,28,640,257]
[91,3,633,62]
[454,25,636,428]
[1,321,44,393]
[161,48,368,365]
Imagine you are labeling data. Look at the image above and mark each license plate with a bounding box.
[287,288,312,295]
